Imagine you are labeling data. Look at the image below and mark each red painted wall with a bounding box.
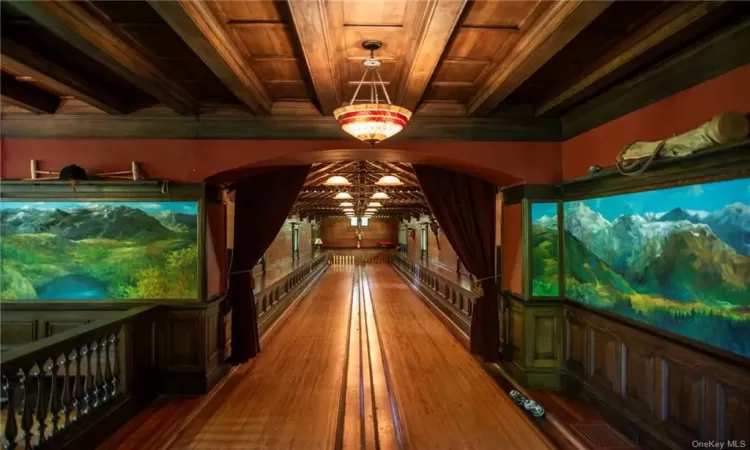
[501,203,523,295]
[562,63,750,180]
[0,139,561,186]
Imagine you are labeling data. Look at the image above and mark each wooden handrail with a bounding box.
[1,305,160,370]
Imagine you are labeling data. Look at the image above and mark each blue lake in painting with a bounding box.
[36,275,109,300]
[563,177,750,358]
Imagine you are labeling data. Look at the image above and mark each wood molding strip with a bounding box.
[148,0,273,115]
[0,114,562,141]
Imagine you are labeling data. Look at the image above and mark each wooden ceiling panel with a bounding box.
[345,59,398,83]
[266,82,311,100]
[252,59,304,83]
[214,1,282,21]
[423,85,470,102]
[343,26,405,59]
[232,24,297,58]
[433,59,487,84]
[342,1,408,26]
[445,28,517,60]
[462,0,541,28]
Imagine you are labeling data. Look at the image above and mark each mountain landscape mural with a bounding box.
[0,201,199,300]
[531,202,559,297]
[558,177,750,359]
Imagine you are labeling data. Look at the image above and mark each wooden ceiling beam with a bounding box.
[6,0,200,115]
[468,0,612,116]
[287,0,341,116]
[0,71,60,114]
[147,0,273,115]
[1,38,129,115]
[536,2,726,116]
[396,0,468,112]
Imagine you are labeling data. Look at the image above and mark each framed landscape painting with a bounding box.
[563,177,750,359]
[530,202,560,297]
[0,200,200,301]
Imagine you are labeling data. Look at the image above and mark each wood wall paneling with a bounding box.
[320,217,398,248]
[563,304,750,448]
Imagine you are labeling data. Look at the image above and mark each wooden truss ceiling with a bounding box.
[293,161,429,219]
[1,0,746,122]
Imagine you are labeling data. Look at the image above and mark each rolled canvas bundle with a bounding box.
[616,112,750,175]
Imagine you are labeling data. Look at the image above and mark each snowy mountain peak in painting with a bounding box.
[535,215,557,229]
[560,177,750,359]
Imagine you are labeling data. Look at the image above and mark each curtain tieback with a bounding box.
[471,275,497,297]
[229,269,256,290]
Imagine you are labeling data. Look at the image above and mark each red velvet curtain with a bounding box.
[227,165,311,364]
[412,165,499,362]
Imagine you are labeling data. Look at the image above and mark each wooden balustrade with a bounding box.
[391,252,476,335]
[327,249,393,265]
[1,306,160,449]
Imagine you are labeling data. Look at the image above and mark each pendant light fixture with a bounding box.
[376,175,402,186]
[334,192,353,200]
[371,192,389,200]
[325,175,351,186]
[367,202,383,207]
[333,41,411,146]
[339,201,354,207]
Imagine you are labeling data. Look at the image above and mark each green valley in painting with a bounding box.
[563,178,750,359]
[0,201,199,300]
[531,202,559,297]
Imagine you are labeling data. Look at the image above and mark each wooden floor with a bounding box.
[100,265,557,449]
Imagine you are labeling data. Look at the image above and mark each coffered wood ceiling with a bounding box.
[1,0,748,138]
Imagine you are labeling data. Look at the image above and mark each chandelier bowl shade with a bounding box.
[324,175,351,185]
[367,202,383,207]
[376,175,402,186]
[333,104,412,145]
[334,192,353,199]
[342,208,355,212]
[365,208,377,212]
[339,201,354,207]
[371,192,389,200]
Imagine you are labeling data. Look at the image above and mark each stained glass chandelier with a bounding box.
[333,40,412,146]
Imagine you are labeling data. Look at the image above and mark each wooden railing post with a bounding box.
[3,374,19,450]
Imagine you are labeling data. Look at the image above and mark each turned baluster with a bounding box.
[101,336,112,404]
[60,352,73,429]
[82,344,93,416]
[71,349,82,423]
[3,375,19,450]
[35,363,48,445]
[19,370,34,448]
[91,340,102,408]
[47,357,60,438]
[110,332,120,399]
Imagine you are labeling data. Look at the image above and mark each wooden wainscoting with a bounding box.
[502,293,564,389]
[563,303,750,449]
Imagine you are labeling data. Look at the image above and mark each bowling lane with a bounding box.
[167,266,354,449]
[365,265,556,450]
